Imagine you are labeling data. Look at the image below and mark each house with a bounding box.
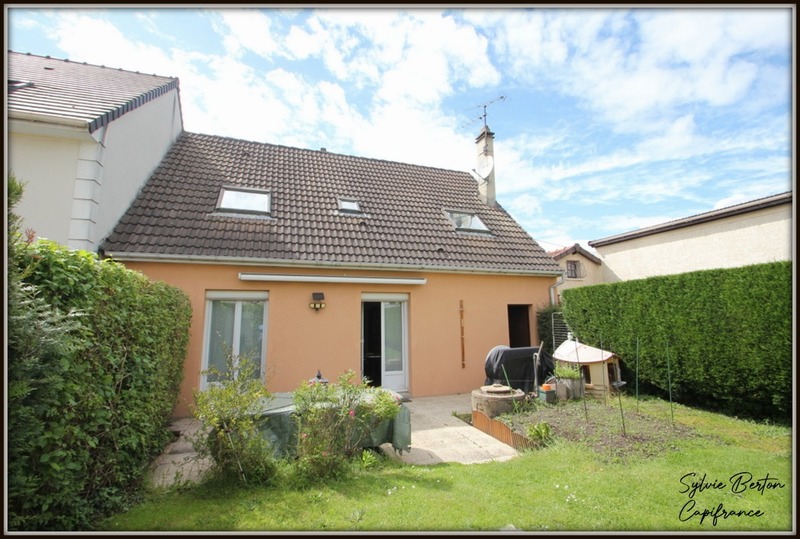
[552,337,621,399]
[547,243,603,303]
[588,192,793,282]
[100,127,562,417]
[6,51,183,250]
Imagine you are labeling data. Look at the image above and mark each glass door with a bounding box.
[362,295,408,392]
[381,301,407,391]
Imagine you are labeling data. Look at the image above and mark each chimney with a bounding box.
[475,125,496,206]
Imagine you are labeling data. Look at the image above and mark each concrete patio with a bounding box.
[148,392,519,488]
[379,393,519,466]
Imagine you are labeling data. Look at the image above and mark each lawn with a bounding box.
[100,395,793,532]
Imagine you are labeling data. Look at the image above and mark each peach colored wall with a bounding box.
[121,261,556,417]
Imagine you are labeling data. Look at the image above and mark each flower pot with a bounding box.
[556,378,584,400]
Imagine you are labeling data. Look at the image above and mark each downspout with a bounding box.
[549,271,566,305]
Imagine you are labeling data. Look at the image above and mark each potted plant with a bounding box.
[553,362,584,399]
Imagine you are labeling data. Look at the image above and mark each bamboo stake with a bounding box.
[666,340,674,427]
[635,336,640,413]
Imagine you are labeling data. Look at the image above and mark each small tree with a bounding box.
[192,353,276,484]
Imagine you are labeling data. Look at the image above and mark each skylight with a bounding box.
[446,210,490,233]
[338,197,362,213]
[8,79,33,92]
[217,187,271,214]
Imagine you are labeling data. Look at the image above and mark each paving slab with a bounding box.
[148,418,213,489]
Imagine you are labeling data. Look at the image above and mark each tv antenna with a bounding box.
[461,95,507,130]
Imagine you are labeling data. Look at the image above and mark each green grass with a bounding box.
[100,395,793,532]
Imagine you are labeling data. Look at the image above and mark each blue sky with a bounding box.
[6,6,794,252]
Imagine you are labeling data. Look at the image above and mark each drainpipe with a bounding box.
[549,272,566,305]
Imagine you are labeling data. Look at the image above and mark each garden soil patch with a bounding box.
[476,398,702,463]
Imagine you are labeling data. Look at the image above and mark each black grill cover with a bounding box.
[483,346,555,393]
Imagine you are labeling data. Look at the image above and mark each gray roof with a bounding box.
[102,132,561,275]
[589,191,793,248]
[7,51,179,133]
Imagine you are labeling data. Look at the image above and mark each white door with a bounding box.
[381,301,407,392]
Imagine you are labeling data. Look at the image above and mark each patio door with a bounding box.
[362,294,408,392]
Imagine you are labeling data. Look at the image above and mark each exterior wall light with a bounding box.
[310,292,326,311]
[309,370,329,384]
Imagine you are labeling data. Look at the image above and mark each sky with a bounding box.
[5,5,794,253]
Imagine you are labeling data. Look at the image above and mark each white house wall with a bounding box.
[554,253,603,303]
[595,204,792,282]
[8,132,82,245]
[7,89,182,251]
[94,89,182,249]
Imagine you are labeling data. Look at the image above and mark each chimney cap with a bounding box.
[475,125,494,142]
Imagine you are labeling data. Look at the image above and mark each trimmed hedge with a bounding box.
[8,240,192,530]
[535,302,563,355]
[561,261,792,421]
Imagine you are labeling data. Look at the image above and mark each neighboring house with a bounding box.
[588,192,793,282]
[6,51,183,250]
[547,243,603,303]
[101,127,562,417]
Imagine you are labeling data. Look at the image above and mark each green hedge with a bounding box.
[561,261,792,421]
[536,302,563,355]
[8,240,192,530]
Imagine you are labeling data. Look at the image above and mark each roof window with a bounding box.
[217,187,271,215]
[8,79,33,92]
[337,197,362,213]
[446,210,490,233]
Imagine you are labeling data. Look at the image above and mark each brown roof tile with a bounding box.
[102,132,561,275]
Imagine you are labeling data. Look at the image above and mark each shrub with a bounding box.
[7,202,191,531]
[192,353,277,485]
[7,268,87,529]
[292,371,400,482]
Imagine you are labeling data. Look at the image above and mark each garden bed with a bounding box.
[465,398,702,463]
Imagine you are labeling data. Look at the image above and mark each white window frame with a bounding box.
[201,291,269,389]
[445,209,490,233]
[361,293,409,392]
[337,197,362,213]
[217,186,271,214]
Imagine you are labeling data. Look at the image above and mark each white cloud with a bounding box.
[505,192,543,222]
[353,102,471,169]
[480,8,791,139]
[49,12,177,77]
[216,10,279,58]
[284,23,321,61]
[634,114,702,159]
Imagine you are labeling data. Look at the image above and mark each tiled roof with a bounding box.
[102,132,561,275]
[589,191,793,248]
[7,51,179,133]
[548,243,601,265]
